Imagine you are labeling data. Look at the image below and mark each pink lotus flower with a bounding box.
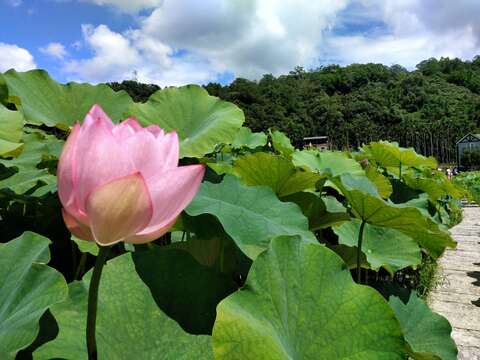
[57,105,205,246]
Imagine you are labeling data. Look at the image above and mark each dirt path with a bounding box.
[429,205,480,360]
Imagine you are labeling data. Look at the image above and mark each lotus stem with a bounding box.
[357,220,366,283]
[87,245,110,360]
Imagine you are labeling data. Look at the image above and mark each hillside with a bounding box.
[110,56,480,164]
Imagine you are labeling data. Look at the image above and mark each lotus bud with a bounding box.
[57,105,204,246]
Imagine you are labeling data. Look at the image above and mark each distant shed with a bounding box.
[456,133,480,168]
[303,136,330,151]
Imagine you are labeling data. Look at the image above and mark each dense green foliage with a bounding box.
[0,69,463,359]
[454,171,480,204]
[107,57,480,164]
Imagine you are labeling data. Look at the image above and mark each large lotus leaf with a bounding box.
[3,69,133,128]
[0,129,64,171]
[365,164,393,198]
[71,235,99,256]
[127,85,244,158]
[404,173,463,202]
[390,178,423,204]
[0,75,8,104]
[133,246,238,334]
[283,192,350,230]
[269,129,294,156]
[333,219,421,274]
[362,141,437,170]
[0,232,67,359]
[186,175,316,259]
[293,149,364,177]
[233,152,322,197]
[212,236,406,359]
[334,174,455,258]
[330,244,369,270]
[0,169,56,195]
[389,293,457,360]
[231,127,267,149]
[0,104,23,156]
[34,253,213,359]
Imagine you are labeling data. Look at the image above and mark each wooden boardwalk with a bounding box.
[429,206,480,360]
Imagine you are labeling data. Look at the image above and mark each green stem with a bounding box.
[399,162,402,181]
[86,246,110,360]
[357,220,366,283]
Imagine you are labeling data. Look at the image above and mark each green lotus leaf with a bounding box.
[0,75,8,104]
[390,178,423,204]
[293,149,364,177]
[334,174,456,258]
[0,104,23,157]
[269,130,294,156]
[389,292,457,360]
[2,69,133,128]
[212,236,406,359]
[0,169,56,195]
[71,235,98,256]
[127,85,244,158]
[0,232,67,359]
[186,175,316,259]
[403,173,463,202]
[362,141,437,170]
[0,128,63,172]
[233,152,322,197]
[231,127,267,149]
[330,244,369,270]
[34,253,213,360]
[365,164,393,198]
[333,219,422,274]
[133,246,238,334]
[283,192,350,230]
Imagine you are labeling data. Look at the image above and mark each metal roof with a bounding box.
[303,136,328,141]
[456,133,480,144]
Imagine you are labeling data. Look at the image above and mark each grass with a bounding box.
[413,254,440,299]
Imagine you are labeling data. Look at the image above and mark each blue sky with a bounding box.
[2,0,480,86]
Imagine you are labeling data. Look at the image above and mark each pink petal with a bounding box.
[111,118,144,141]
[57,123,83,217]
[138,164,205,235]
[146,124,164,137]
[124,218,176,244]
[62,208,94,242]
[82,104,114,131]
[86,173,153,246]
[123,129,179,180]
[123,117,143,132]
[75,113,136,211]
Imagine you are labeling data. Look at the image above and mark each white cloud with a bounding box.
[140,0,349,78]
[324,0,480,68]
[39,42,68,60]
[325,28,478,68]
[66,0,480,85]
[65,24,141,83]
[7,0,22,7]
[64,24,216,86]
[82,0,162,13]
[0,43,36,72]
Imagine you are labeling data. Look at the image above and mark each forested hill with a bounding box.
[109,56,480,164]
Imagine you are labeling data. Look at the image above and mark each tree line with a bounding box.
[109,56,480,164]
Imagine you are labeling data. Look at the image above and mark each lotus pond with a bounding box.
[0,69,465,359]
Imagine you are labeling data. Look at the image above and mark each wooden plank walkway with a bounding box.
[429,206,480,360]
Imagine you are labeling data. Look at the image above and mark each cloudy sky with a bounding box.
[1,0,480,86]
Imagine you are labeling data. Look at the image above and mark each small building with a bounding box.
[303,136,330,151]
[456,133,480,169]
